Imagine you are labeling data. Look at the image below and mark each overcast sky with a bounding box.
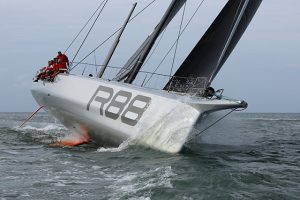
[0,0,299,113]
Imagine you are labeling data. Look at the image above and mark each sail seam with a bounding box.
[208,0,250,84]
[170,2,187,80]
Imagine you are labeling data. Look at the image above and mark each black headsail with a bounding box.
[113,0,186,83]
[165,0,262,93]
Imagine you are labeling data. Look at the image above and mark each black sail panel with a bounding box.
[113,0,186,82]
[165,0,262,93]
[210,0,263,83]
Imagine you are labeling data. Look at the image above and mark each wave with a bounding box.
[105,166,175,199]
[247,118,300,122]
[14,124,67,132]
[97,139,133,153]
[4,123,69,146]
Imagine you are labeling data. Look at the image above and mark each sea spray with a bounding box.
[11,123,67,145]
[97,138,132,153]
[94,103,201,153]
[16,124,66,132]
[135,104,200,153]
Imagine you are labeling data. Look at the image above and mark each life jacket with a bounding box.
[51,63,58,71]
[45,66,52,71]
[57,63,66,70]
[57,54,69,67]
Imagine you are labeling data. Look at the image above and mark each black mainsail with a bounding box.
[113,0,186,82]
[165,0,262,92]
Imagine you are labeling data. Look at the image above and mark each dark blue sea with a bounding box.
[0,112,299,200]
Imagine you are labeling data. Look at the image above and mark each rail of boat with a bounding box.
[70,62,207,95]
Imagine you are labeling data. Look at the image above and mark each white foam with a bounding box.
[54,182,66,187]
[16,123,66,132]
[248,118,300,122]
[2,150,21,155]
[58,132,89,143]
[135,104,200,153]
[127,197,151,200]
[97,139,132,153]
[91,165,102,170]
[105,166,175,199]
[95,103,200,154]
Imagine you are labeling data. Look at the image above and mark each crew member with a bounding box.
[43,60,56,80]
[34,60,53,82]
[52,58,60,71]
[56,51,69,70]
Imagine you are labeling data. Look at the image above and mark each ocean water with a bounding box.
[0,112,299,200]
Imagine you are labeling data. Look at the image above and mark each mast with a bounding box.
[125,0,186,84]
[98,3,137,78]
[113,0,186,83]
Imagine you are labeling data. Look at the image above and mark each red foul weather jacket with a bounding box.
[57,54,69,67]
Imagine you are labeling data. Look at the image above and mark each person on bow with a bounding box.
[52,58,60,71]
[56,51,69,70]
[34,60,54,82]
[44,59,57,80]
[53,57,68,74]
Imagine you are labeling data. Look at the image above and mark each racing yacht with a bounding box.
[31,0,262,153]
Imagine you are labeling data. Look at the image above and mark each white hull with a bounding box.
[31,74,246,153]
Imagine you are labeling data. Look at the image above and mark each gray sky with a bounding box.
[0,0,299,113]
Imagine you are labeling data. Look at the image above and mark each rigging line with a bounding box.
[94,51,98,75]
[19,106,44,128]
[114,37,152,81]
[187,108,237,143]
[208,0,248,84]
[110,0,158,78]
[72,61,174,76]
[64,0,107,54]
[129,0,157,22]
[69,0,157,72]
[70,0,109,67]
[144,0,205,86]
[82,64,87,76]
[115,29,165,81]
[143,28,167,68]
[208,0,249,84]
[169,2,186,79]
[70,28,118,71]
